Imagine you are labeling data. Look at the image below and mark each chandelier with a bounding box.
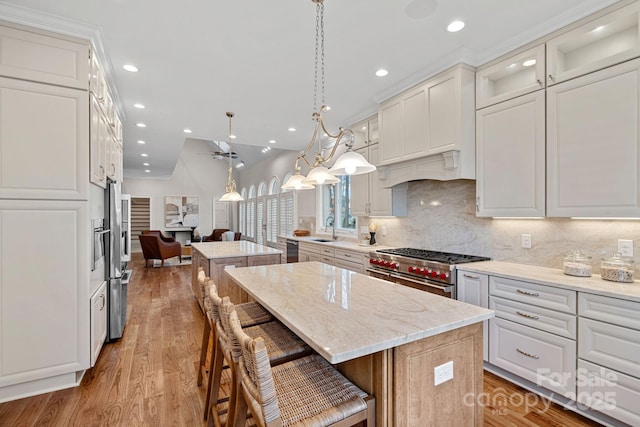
[219,112,244,201]
[282,0,375,191]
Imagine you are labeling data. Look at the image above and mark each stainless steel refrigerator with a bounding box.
[105,179,131,341]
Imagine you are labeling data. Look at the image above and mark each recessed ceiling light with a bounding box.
[506,63,517,69]
[288,127,296,132]
[133,103,145,109]
[325,106,331,111]
[446,20,465,32]
[136,123,146,128]
[236,161,245,169]
[183,128,192,134]
[141,153,148,157]
[145,169,150,173]
[137,140,145,144]
[143,162,150,166]
[269,139,276,144]
[592,25,605,32]
[123,64,138,72]
[361,126,367,130]
[229,134,236,139]
[375,69,389,77]
[522,59,537,67]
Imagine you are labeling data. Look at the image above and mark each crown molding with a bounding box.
[0,1,125,121]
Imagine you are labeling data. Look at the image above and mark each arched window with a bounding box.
[279,172,295,238]
[238,188,247,237]
[246,185,256,241]
[256,181,267,245]
[266,177,280,245]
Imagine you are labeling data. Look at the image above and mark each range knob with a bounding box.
[390,262,398,269]
[430,270,438,278]
[408,266,414,273]
[439,272,448,280]
[369,258,375,264]
[422,269,429,276]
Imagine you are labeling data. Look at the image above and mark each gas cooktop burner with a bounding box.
[375,248,490,264]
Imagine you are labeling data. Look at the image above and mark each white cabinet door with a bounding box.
[379,99,403,164]
[90,281,107,367]
[547,59,640,217]
[476,91,545,217]
[90,95,107,188]
[0,77,89,200]
[457,271,489,361]
[0,199,89,387]
[350,147,370,216]
[368,144,395,216]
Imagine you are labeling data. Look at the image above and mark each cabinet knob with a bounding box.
[548,74,554,82]
[537,79,543,87]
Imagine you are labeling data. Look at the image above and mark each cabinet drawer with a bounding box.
[578,317,640,378]
[320,246,335,257]
[491,296,576,339]
[578,293,640,331]
[490,318,576,397]
[321,256,335,266]
[577,359,640,426]
[299,242,321,254]
[0,25,89,89]
[334,248,362,264]
[489,276,576,313]
[335,258,364,274]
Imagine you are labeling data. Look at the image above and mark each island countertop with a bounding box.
[225,261,494,364]
[192,241,282,259]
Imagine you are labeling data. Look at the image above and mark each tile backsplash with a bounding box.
[360,180,640,272]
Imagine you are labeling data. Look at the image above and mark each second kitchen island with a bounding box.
[226,261,494,426]
[191,241,282,310]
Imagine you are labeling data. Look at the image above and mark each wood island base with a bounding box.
[338,323,484,427]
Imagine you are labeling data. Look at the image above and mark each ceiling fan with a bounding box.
[208,149,238,160]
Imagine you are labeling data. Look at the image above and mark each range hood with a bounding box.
[377,150,475,188]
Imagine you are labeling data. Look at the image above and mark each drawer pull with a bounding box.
[344,254,352,258]
[516,289,539,297]
[463,274,480,279]
[516,348,540,359]
[516,311,539,320]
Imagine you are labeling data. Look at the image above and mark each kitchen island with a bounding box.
[225,261,494,426]
[191,241,282,310]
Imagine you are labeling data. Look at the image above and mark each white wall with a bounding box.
[124,139,228,240]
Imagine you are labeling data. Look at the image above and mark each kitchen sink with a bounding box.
[310,238,332,242]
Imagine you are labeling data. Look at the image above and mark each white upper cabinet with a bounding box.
[476,91,546,217]
[547,2,640,86]
[0,77,89,200]
[379,64,475,166]
[476,45,546,109]
[351,115,378,151]
[547,58,640,217]
[0,24,88,90]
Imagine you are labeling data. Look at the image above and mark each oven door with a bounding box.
[367,269,454,298]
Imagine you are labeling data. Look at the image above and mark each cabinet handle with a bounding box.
[536,79,543,87]
[516,289,539,297]
[475,197,480,213]
[99,294,106,311]
[344,254,352,258]
[463,274,480,279]
[548,74,554,82]
[516,310,539,320]
[516,348,539,359]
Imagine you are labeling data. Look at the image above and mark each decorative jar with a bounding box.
[600,253,635,283]
[563,250,592,277]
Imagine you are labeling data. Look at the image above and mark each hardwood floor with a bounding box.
[0,253,602,426]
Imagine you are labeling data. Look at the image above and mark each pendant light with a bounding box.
[219,112,244,202]
[281,0,375,191]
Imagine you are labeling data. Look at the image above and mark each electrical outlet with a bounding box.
[382,225,387,236]
[434,361,454,386]
[521,234,532,249]
[618,239,634,257]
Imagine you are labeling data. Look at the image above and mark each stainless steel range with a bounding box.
[367,248,490,298]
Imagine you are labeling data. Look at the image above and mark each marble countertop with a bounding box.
[225,261,494,364]
[457,261,640,303]
[192,241,282,259]
[278,235,394,254]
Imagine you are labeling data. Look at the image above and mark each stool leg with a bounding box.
[197,319,211,386]
[205,337,224,421]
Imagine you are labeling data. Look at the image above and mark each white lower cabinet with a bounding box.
[577,293,640,425]
[490,317,576,397]
[456,270,489,361]
[90,281,108,367]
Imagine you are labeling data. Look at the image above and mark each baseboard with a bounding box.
[0,370,82,403]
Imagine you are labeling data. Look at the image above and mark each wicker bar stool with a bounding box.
[197,273,274,420]
[207,288,311,427]
[228,309,376,427]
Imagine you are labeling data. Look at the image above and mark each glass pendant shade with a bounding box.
[329,151,377,176]
[302,166,340,185]
[281,173,315,190]
[219,190,243,202]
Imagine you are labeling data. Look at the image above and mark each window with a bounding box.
[238,188,247,237]
[280,172,295,238]
[256,182,266,245]
[318,176,356,234]
[266,177,280,246]
[246,185,256,241]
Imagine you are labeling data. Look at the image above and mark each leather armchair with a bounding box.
[202,228,230,242]
[141,230,176,243]
[138,234,182,267]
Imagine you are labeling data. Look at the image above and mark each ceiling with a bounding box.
[0,0,620,178]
